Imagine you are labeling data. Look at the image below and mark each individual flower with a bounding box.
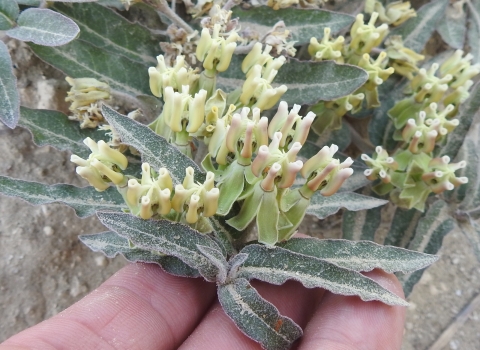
[70,138,128,191]
[171,167,219,224]
[385,35,424,80]
[348,12,389,58]
[362,146,398,183]
[309,27,345,63]
[123,163,173,219]
[196,23,239,72]
[148,55,199,98]
[365,1,416,26]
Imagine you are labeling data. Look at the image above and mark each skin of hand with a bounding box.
[0,261,406,350]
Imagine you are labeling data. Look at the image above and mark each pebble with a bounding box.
[450,340,459,349]
[456,289,462,296]
[94,255,107,267]
[43,226,54,236]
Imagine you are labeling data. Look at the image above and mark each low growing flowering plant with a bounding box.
[1,0,480,348]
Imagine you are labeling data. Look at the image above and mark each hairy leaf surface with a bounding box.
[29,39,150,96]
[437,5,466,49]
[306,192,388,220]
[7,9,80,46]
[18,107,107,158]
[0,0,18,30]
[399,200,455,296]
[101,105,204,184]
[96,211,223,281]
[440,82,480,159]
[467,0,480,63]
[237,245,408,306]
[80,231,200,277]
[389,0,448,52]
[279,237,438,273]
[231,6,354,44]
[54,3,162,64]
[218,57,368,105]
[0,41,19,129]
[0,176,125,218]
[218,278,302,350]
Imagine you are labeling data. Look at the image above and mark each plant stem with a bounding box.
[235,43,255,55]
[147,0,194,34]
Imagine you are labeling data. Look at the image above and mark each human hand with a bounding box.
[0,262,405,350]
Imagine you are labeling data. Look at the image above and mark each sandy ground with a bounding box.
[2,33,480,350]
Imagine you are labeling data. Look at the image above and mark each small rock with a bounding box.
[430,285,439,296]
[94,255,107,267]
[420,271,432,284]
[456,289,462,296]
[43,226,54,236]
[69,276,87,298]
[452,257,460,265]
[450,340,459,350]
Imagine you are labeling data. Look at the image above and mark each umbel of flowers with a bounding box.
[69,40,357,245]
[362,50,478,211]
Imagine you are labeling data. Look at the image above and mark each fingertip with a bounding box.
[299,269,406,350]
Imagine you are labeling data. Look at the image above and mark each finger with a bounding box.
[298,269,406,350]
[179,280,325,349]
[1,263,216,350]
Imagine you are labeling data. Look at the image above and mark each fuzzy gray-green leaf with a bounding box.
[197,245,228,283]
[29,39,150,96]
[383,207,423,247]
[7,8,80,46]
[0,176,125,218]
[306,192,388,220]
[399,200,455,296]
[218,57,368,105]
[208,215,238,257]
[218,278,303,350]
[342,189,383,242]
[79,231,199,277]
[389,0,448,52]
[437,5,466,49]
[467,0,480,63]
[278,237,438,273]
[237,244,408,306]
[0,0,18,30]
[101,105,204,184]
[18,107,107,158]
[0,41,19,129]
[53,3,162,64]
[96,211,223,281]
[440,82,480,159]
[231,6,354,44]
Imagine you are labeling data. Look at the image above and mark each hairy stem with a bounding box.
[146,0,195,34]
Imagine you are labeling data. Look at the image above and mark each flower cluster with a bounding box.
[362,50,478,211]
[65,77,111,129]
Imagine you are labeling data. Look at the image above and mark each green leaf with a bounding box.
[389,0,449,52]
[0,41,20,129]
[301,121,351,156]
[306,192,388,220]
[6,8,80,46]
[450,123,480,213]
[436,6,466,49]
[101,105,204,184]
[0,0,18,30]
[53,3,162,64]
[399,200,455,297]
[231,6,354,44]
[197,245,228,283]
[96,211,223,281]
[29,39,150,96]
[218,278,302,350]
[458,220,480,263]
[237,244,408,306]
[18,107,107,158]
[279,237,438,273]
[342,189,383,242]
[79,231,200,277]
[0,176,125,218]
[440,82,480,159]
[368,75,407,147]
[218,57,368,105]
[383,207,423,247]
[15,0,41,5]
[467,0,480,63]
[208,215,238,257]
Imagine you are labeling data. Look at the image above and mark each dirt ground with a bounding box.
[2,33,480,350]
